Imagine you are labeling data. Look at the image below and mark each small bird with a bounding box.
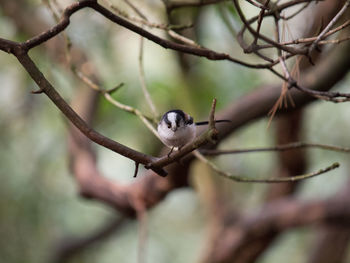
[157,109,230,156]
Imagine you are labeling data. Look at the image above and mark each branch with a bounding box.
[165,0,230,13]
[233,0,307,56]
[12,48,167,176]
[0,0,279,69]
[203,188,350,263]
[260,19,350,48]
[146,99,219,169]
[66,86,191,216]
[194,151,339,183]
[138,36,158,117]
[200,141,350,155]
[52,217,126,263]
[75,70,160,138]
[308,0,350,55]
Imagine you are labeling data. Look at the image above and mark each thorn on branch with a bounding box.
[167,147,175,158]
[208,98,217,129]
[308,56,315,66]
[31,89,44,94]
[105,82,124,95]
[133,162,140,178]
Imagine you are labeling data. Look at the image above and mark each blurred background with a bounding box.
[1,0,350,262]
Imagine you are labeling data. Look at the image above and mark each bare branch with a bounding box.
[0,0,276,69]
[52,217,126,263]
[12,49,167,176]
[147,99,219,169]
[74,70,159,136]
[165,0,230,13]
[137,23,158,116]
[102,0,191,30]
[201,141,350,155]
[194,151,339,183]
[308,0,350,55]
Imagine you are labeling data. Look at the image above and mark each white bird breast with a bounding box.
[157,122,196,148]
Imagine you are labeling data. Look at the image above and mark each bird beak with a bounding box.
[171,126,177,132]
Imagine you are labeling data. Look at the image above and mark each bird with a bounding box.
[157,109,230,156]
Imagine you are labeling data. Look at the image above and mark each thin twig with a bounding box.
[318,36,350,45]
[167,30,202,47]
[200,141,350,155]
[123,0,147,19]
[12,50,168,176]
[259,19,350,48]
[105,0,201,49]
[245,0,270,9]
[75,70,161,140]
[194,151,339,183]
[43,0,74,66]
[234,0,306,56]
[281,1,311,20]
[166,0,230,13]
[138,36,158,117]
[106,0,161,119]
[308,0,350,55]
[102,0,190,30]
[137,208,148,263]
[267,15,290,125]
[253,0,270,45]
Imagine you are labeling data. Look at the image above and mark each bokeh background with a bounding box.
[1,0,350,262]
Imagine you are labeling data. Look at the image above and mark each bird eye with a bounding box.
[167,124,171,129]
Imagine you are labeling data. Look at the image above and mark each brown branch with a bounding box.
[0,0,278,69]
[3,0,347,95]
[89,2,271,68]
[1,0,177,218]
[233,0,350,66]
[1,0,350,219]
[1,8,348,180]
[308,0,350,55]
[102,0,192,30]
[23,0,94,50]
[234,0,307,56]
[66,85,190,216]
[165,0,230,13]
[281,1,312,20]
[245,0,270,9]
[201,141,350,155]
[212,36,350,142]
[52,217,126,263]
[11,48,167,176]
[245,0,326,25]
[308,225,350,263]
[202,190,350,263]
[195,151,338,183]
[260,19,350,48]
[146,99,219,170]
[253,0,270,45]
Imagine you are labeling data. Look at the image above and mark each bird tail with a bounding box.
[195,120,231,126]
